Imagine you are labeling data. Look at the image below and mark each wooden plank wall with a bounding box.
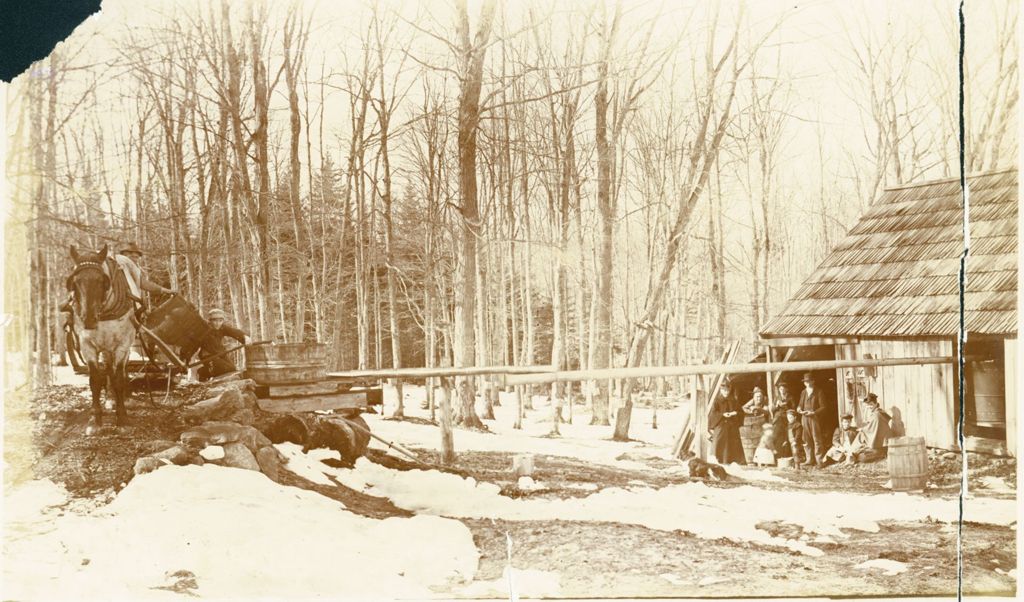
[1005,338,1017,458]
[835,339,956,449]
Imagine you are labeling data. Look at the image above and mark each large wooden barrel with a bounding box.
[888,436,928,491]
[144,295,210,349]
[740,414,766,464]
[246,342,327,385]
[969,359,1005,427]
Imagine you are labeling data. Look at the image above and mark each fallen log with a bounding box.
[263,414,371,467]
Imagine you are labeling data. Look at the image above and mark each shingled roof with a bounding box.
[762,169,1018,338]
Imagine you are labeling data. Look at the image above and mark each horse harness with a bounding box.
[67,258,141,322]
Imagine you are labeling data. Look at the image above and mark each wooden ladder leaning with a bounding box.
[671,340,740,459]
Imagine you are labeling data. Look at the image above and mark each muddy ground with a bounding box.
[6,383,1018,598]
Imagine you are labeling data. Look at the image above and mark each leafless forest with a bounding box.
[4,0,1017,436]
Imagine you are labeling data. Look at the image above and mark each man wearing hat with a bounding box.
[855,393,893,462]
[59,241,172,316]
[796,373,827,467]
[181,308,251,381]
[823,413,867,466]
[114,242,175,300]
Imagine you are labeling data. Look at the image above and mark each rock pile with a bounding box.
[134,374,286,482]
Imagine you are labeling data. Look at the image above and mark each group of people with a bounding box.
[65,242,251,382]
[708,372,894,469]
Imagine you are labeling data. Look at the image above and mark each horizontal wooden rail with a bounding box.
[326,365,559,380]
[498,356,954,387]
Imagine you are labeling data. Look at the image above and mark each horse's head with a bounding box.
[67,245,110,330]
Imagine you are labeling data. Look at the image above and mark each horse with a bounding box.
[66,244,138,427]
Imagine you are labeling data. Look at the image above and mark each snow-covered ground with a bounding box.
[5,380,1017,599]
[370,384,686,471]
[278,447,1019,558]
[3,467,478,600]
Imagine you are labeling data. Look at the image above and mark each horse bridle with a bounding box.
[67,260,111,294]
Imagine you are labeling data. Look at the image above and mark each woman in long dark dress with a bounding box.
[708,379,746,464]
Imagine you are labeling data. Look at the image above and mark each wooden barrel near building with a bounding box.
[887,436,928,491]
[246,342,327,385]
[739,414,766,464]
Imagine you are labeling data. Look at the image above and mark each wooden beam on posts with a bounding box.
[326,365,559,380]
[498,356,954,387]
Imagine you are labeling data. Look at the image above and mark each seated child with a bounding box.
[752,422,776,466]
[823,413,867,466]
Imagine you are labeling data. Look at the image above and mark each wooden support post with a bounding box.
[695,384,708,461]
[765,345,775,420]
[514,384,524,430]
[437,373,455,465]
[427,376,436,422]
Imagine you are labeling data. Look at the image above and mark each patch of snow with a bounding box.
[3,479,70,525]
[307,448,341,462]
[199,445,224,461]
[517,476,541,491]
[855,558,909,576]
[660,573,690,586]
[698,575,732,586]
[330,455,1013,556]
[365,386,688,472]
[3,467,479,600]
[50,364,87,387]
[978,476,1014,493]
[275,442,335,486]
[723,463,788,482]
[565,483,599,491]
[459,567,560,598]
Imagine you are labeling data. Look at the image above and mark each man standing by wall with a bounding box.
[797,372,827,467]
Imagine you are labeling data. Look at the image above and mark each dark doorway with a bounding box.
[772,345,840,436]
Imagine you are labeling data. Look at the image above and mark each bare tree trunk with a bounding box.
[451,0,496,429]
[248,2,279,342]
[591,7,620,426]
[283,8,310,341]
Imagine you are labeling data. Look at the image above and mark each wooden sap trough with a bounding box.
[246,342,383,414]
[254,380,383,413]
[246,342,382,466]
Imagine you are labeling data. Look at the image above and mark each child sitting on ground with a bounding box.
[752,423,776,466]
[822,413,868,466]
